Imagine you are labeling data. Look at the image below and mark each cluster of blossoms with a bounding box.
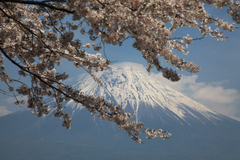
[0,0,239,143]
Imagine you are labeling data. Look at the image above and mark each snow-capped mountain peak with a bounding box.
[67,62,223,125]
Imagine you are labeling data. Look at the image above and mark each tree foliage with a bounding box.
[0,0,239,143]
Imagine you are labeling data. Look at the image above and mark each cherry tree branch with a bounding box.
[0,46,171,142]
[0,0,75,14]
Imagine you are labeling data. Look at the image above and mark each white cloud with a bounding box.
[192,85,239,104]
[153,73,240,121]
[0,106,12,117]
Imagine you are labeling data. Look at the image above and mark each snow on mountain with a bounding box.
[67,62,223,125]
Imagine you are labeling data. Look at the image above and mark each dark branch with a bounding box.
[96,0,105,8]
[0,0,75,14]
[0,46,82,104]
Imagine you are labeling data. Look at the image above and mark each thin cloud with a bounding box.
[3,96,28,104]
[0,106,12,117]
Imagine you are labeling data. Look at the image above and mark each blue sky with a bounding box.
[0,4,240,121]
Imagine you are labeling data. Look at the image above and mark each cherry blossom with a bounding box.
[0,0,239,143]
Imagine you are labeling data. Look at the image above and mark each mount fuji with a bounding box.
[0,62,240,160]
[68,62,228,126]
